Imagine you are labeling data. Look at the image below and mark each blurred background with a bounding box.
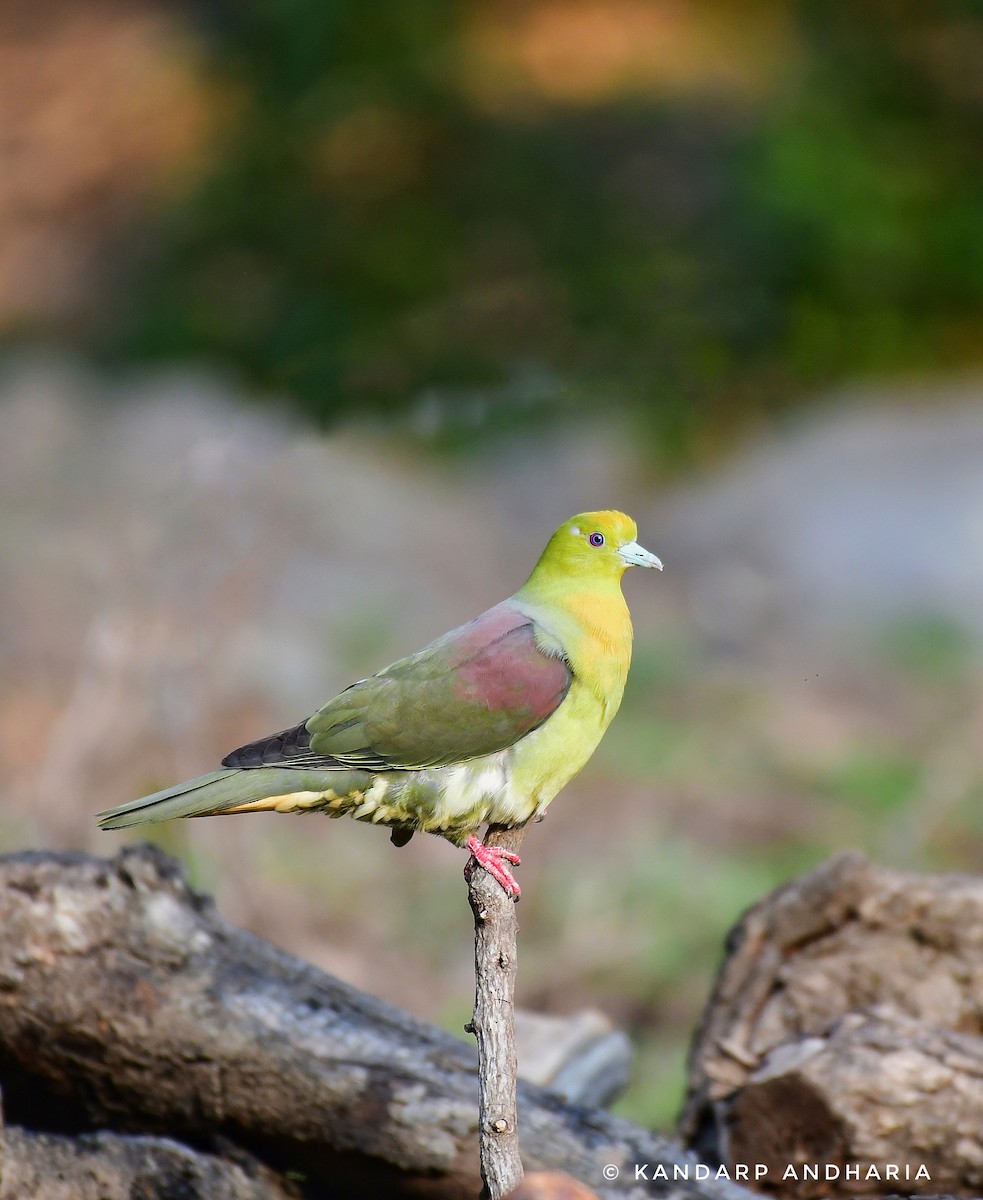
[3,0,983,1129]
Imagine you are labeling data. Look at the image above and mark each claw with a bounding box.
[465,834,521,898]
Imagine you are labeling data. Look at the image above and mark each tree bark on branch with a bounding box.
[466,825,527,1200]
[0,845,749,1200]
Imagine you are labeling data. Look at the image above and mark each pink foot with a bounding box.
[465,834,522,898]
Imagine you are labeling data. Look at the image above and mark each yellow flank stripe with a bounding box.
[224,789,338,814]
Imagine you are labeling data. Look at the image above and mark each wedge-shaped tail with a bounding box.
[98,770,258,828]
[96,767,364,829]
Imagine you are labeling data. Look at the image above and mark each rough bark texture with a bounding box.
[0,844,750,1200]
[0,1124,298,1200]
[681,850,983,1197]
[466,825,527,1199]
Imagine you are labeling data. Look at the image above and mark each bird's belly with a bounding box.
[405,754,519,842]
[292,757,517,844]
[243,760,522,844]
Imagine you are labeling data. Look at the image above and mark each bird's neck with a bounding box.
[516,575,633,696]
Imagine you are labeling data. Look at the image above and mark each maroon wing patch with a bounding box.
[448,607,572,726]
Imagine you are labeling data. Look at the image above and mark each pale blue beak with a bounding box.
[619,539,663,570]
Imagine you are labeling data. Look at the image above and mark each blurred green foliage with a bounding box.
[104,0,983,461]
[878,614,977,682]
[9,0,983,1121]
[821,750,921,815]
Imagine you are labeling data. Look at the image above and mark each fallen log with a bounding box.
[0,1122,297,1200]
[681,851,983,1198]
[0,845,750,1200]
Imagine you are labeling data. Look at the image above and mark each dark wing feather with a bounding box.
[222,721,313,769]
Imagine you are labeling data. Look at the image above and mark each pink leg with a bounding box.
[465,834,522,898]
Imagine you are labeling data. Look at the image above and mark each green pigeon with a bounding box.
[98,511,661,896]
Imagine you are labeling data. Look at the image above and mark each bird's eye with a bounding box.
[589,532,605,547]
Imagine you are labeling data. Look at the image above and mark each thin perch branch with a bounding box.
[466,825,528,1200]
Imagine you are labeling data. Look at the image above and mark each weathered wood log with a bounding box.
[0,1122,298,1200]
[0,845,751,1200]
[514,1010,631,1110]
[681,851,983,1198]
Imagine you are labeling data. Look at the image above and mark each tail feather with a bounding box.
[97,766,376,830]
[98,769,264,829]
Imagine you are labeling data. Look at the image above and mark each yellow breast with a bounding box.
[507,587,633,819]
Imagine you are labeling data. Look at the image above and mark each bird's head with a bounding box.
[529,511,662,586]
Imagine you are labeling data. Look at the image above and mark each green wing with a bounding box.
[223,601,572,773]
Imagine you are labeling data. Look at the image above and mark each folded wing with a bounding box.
[223,602,572,773]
